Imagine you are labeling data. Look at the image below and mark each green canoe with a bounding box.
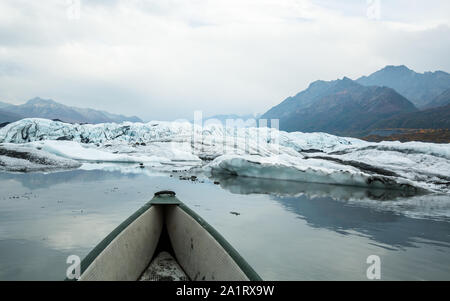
[75,191,261,281]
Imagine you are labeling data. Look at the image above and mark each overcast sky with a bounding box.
[0,0,449,121]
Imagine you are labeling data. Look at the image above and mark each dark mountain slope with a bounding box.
[424,88,450,109]
[356,65,450,108]
[0,109,23,123]
[262,78,417,136]
[0,101,12,109]
[371,104,450,130]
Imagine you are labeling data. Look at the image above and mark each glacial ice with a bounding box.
[0,118,449,194]
[0,143,81,172]
[205,154,422,192]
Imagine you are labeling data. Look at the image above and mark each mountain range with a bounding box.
[1,65,449,141]
[0,97,142,124]
[0,109,23,125]
[424,88,450,109]
[262,65,450,137]
[370,104,450,129]
[356,65,450,108]
[262,77,418,135]
[0,101,11,109]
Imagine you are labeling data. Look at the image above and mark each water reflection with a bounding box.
[276,195,450,250]
[0,168,141,190]
[0,239,72,281]
[212,174,418,200]
[0,168,449,280]
[213,174,450,222]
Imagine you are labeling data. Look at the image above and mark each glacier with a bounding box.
[0,118,449,194]
[0,143,81,172]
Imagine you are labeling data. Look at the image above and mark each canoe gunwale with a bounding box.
[68,202,154,281]
[71,192,262,281]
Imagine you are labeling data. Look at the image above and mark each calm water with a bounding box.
[0,167,449,280]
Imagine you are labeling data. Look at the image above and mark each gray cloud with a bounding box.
[0,0,449,121]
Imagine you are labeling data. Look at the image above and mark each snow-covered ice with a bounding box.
[0,118,449,194]
[0,143,81,172]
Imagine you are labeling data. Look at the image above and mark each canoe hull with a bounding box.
[77,193,261,281]
[80,205,163,281]
[166,205,249,281]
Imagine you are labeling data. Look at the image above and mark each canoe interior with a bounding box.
[77,193,261,281]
